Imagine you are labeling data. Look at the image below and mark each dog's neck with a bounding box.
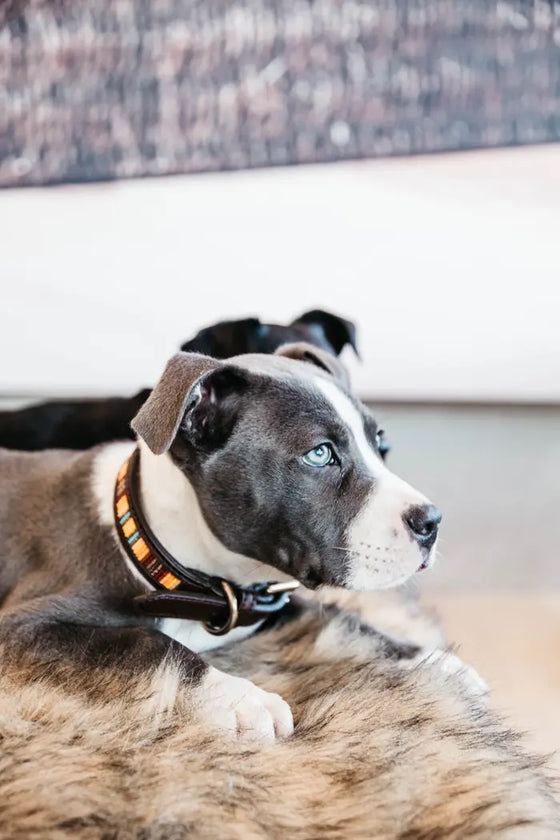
[94,440,292,589]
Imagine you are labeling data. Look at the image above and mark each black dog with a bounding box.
[181,310,357,359]
[0,310,377,453]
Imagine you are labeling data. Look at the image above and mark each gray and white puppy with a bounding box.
[0,344,441,740]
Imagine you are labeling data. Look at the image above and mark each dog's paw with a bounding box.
[197,667,294,742]
[415,649,489,699]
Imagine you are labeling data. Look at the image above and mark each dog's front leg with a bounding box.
[1,617,293,742]
[308,605,488,701]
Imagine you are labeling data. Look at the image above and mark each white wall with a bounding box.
[1,146,559,401]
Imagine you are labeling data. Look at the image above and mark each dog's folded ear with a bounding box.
[293,310,358,357]
[131,353,219,454]
[131,353,251,455]
[275,342,350,388]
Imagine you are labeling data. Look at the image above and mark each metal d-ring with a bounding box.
[204,580,239,636]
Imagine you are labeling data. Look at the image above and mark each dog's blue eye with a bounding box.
[302,444,335,467]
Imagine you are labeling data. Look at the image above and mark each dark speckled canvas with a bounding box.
[1,0,560,187]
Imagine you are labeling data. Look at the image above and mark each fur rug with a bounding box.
[0,590,558,840]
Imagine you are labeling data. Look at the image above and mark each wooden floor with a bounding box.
[424,592,560,772]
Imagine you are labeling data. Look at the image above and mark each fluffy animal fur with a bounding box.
[0,591,558,840]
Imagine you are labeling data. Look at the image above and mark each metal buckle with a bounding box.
[264,581,300,595]
[204,580,239,636]
[204,579,300,636]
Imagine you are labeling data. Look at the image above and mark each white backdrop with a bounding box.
[1,147,559,401]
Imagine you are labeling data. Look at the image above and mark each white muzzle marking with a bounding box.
[315,378,437,590]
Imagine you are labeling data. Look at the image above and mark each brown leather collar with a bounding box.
[114,448,299,635]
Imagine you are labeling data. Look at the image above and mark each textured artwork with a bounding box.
[1,0,560,187]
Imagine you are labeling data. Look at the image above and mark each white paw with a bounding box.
[197,667,294,742]
[414,649,489,698]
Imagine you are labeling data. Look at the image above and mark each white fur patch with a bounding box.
[91,441,148,591]
[91,441,136,530]
[158,617,259,655]
[315,378,382,476]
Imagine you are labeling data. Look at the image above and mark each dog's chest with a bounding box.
[158,617,261,653]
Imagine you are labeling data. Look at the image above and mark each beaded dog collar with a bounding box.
[114,448,298,635]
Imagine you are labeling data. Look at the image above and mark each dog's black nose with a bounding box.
[403,504,442,550]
